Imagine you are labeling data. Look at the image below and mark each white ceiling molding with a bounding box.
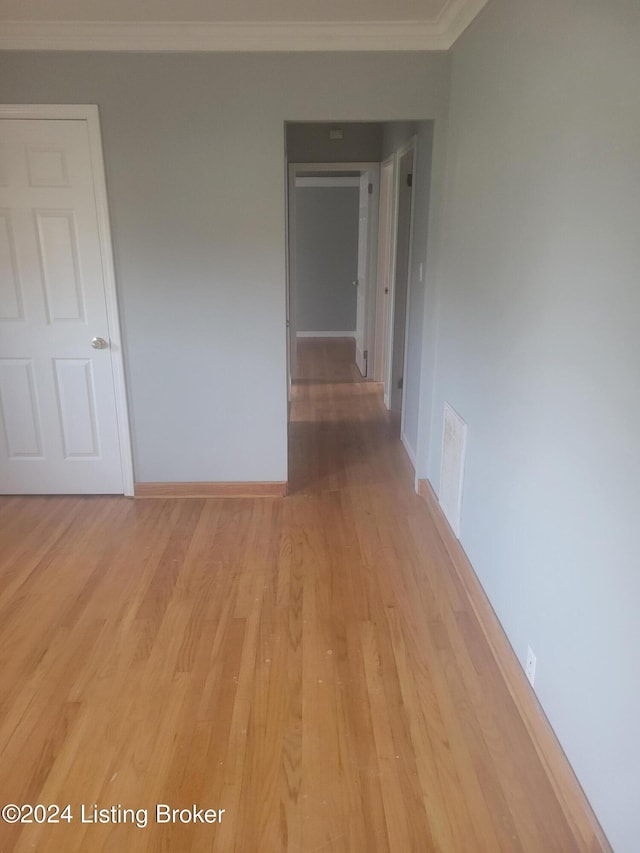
[296,176,361,188]
[0,3,489,52]
[435,0,490,44]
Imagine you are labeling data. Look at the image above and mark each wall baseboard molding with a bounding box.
[417,478,612,852]
[296,331,356,338]
[135,481,287,498]
[401,431,417,470]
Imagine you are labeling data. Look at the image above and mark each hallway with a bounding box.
[289,337,408,496]
[0,339,597,851]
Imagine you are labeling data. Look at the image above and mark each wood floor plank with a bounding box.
[0,337,608,852]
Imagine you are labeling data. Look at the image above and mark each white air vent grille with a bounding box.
[439,403,467,538]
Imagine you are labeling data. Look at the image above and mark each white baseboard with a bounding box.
[296,331,356,338]
[401,432,417,470]
[416,478,610,851]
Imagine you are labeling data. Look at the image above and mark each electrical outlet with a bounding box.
[525,646,537,686]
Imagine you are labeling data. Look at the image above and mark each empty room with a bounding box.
[0,0,638,850]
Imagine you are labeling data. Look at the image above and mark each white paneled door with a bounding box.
[0,116,126,494]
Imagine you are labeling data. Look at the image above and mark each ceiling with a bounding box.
[0,0,489,51]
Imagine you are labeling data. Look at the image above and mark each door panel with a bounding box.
[53,359,100,458]
[0,358,43,458]
[0,118,123,494]
[0,212,23,320]
[37,210,86,322]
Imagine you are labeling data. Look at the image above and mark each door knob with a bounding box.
[352,279,359,287]
[91,337,109,350]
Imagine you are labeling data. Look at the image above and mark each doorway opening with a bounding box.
[287,161,379,383]
[285,121,432,486]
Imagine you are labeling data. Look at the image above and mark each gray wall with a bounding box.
[287,122,382,163]
[382,121,434,459]
[295,185,358,333]
[422,0,640,847]
[0,51,450,482]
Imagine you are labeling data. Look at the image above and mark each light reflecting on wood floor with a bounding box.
[0,337,593,851]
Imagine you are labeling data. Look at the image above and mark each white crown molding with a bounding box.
[0,4,489,53]
[0,20,450,52]
[436,0,490,44]
[296,331,357,338]
[295,176,360,188]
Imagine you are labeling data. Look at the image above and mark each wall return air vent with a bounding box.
[439,402,467,538]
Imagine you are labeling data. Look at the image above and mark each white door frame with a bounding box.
[374,153,397,397]
[284,150,294,401]
[395,136,418,461]
[287,161,379,380]
[0,104,134,496]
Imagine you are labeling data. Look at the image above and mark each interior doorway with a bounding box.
[287,162,380,388]
[284,121,429,488]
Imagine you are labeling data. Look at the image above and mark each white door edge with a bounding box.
[384,154,401,407]
[364,164,380,380]
[374,154,395,386]
[0,104,134,496]
[396,136,418,442]
[286,163,298,386]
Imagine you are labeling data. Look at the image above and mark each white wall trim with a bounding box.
[295,177,360,188]
[289,162,381,173]
[383,152,400,410]
[374,154,396,388]
[284,147,293,404]
[287,164,298,386]
[401,430,417,470]
[436,0,490,44]
[0,103,101,121]
[296,331,356,338]
[0,103,135,497]
[397,136,419,445]
[0,12,488,52]
[364,165,381,381]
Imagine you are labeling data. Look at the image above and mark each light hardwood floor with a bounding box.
[0,338,606,852]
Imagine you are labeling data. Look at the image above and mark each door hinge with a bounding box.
[398,377,403,390]
[368,182,373,195]
[407,173,413,188]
